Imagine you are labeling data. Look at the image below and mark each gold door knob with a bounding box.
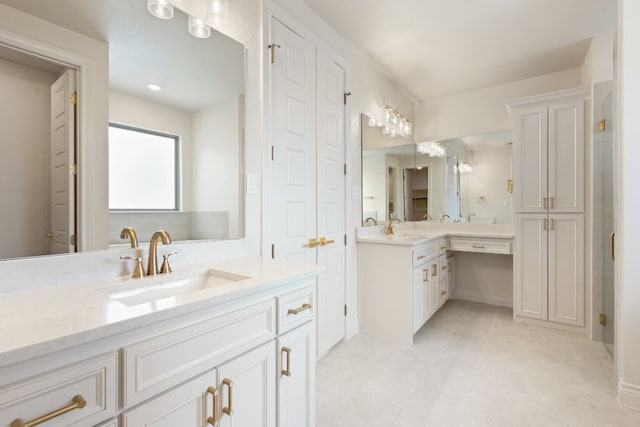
[319,237,335,246]
[307,238,319,248]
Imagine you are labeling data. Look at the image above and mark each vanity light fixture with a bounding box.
[147,0,174,20]
[383,105,412,137]
[416,141,446,158]
[146,83,163,92]
[188,15,211,38]
[455,162,473,174]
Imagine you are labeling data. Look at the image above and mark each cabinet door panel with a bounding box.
[548,214,584,326]
[218,341,276,427]
[278,323,315,427]
[412,263,429,332]
[515,215,548,320]
[514,106,548,213]
[548,102,584,213]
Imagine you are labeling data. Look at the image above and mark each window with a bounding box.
[108,123,180,210]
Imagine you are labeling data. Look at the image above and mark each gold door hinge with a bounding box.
[344,304,347,316]
[71,164,78,176]
[599,313,607,326]
[70,91,77,105]
[599,119,606,132]
[268,43,281,64]
[70,234,76,246]
[344,91,352,105]
[271,243,275,259]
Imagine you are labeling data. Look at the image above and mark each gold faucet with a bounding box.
[385,218,401,235]
[147,230,172,276]
[120,227,138,248]
[467,213,476,222]
[423,214,433,220]
[365,217,378,226]
[440,214,450,222]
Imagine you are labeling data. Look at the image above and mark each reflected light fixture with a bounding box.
[417,141,446,158]
[455,162,473,174]
[368,106,412,138]
[147,0,174,19]
[188,15,211,38]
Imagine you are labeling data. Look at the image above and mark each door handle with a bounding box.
[319,237,335,246]
[307,238,319,248]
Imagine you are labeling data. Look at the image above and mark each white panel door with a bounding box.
[277,323,315,427]
[548,101,584,213]
[269,17,317,265]
[217,341,276,427]
[548,214,584,326]
[316,51,346,356]
[50,69,76,254]
[514,106,547,213]
[515,214,548,320]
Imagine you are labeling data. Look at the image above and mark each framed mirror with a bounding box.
[0,0,245,260]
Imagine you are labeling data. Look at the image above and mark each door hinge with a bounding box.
[71,164,78,176]
[344,164,347,175]
[70,234,76,246]
[343,91,352,105]
[344,234,347,246]
[70,91,77,105]
[268,43,281,64]
[271,243,275,259]
[599,119,606,132]
[344,304,348,316]
[599,313,607,326]
[271,145,275,161]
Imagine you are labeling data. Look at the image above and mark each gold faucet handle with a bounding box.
[160,250,181,274]
[120,256,145,279]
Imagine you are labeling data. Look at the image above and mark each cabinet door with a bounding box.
[514,106,548,213]
[218,341,276,427]
[515,214,548,320]
[548,101,584,213]
[278,323,315,427]
[428,260,439,316]
[412,263,429,332]
[447,256,456,298]
[122,370,216,427]
[548,214,584,326]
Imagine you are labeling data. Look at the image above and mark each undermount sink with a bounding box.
[102,269,251,306]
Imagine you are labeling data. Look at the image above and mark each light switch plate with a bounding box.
[246,173,258,195]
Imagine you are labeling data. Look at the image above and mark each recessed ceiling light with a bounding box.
[147,83,163,92]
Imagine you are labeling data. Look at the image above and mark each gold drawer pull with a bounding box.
[417,255,426,260]
[319,237,335,246]
[550,197,555,209]
[431,264,438,277]
[207,387,218,426]
[423,268,428,282]
[222,378,233,416]
[440,246,446,250]
[281,346,292,376]
[11,395,87,427]
[441,265,447,270]
[447,262,452,272]
[472,244,485,249]
[441,290,447,296]
[288,303,311,315]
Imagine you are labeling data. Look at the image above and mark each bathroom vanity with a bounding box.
[357,222,513,345]
[0,257,321,427]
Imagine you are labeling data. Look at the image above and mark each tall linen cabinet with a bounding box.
[508,87,588,327]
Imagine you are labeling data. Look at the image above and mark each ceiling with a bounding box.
[0,0,244,111]
[302,0,617,101]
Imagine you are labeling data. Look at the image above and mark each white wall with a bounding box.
[582,33,615,86]
[192,98,243,239]
[0,58,58,258]
[460,147,513,223]
[617,0,640,410]
[415,68,582,142]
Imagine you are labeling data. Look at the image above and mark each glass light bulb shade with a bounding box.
[384,109,391,122]
[406,122,412,135]
[189,15,211,38]
[382,126,390,135]
[368,117,377,127]
[390,129,397,138]
[147,0,174,19]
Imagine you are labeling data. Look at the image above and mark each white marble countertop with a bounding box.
[0,256,322,367]
[356,222,514,246]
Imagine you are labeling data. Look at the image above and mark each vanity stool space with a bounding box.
[0,259,320,427]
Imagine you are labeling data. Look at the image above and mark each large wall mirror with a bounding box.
[0,0,245,260]
[361,113,513,225]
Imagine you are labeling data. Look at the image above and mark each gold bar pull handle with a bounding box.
[610,231,615,260]
[281,346,292,377]
[550,197,555,209]
[543,197,547,209]
[550,218,555,231]
[543,218,547,231]
[288,303,311,315]
[417,255,426,260]
[222,378,233,416]
[472,245,485,249]
[423,268,428,282]
[206,387,218,426]
[11,395,87,427]
[306,238,319,248]
[319,237,335,246]
[447,262,452,272]
[442,265,448,270]
[441,290,447,296]
[431,264,438,277]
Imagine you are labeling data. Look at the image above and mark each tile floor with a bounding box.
[316,300,640,427]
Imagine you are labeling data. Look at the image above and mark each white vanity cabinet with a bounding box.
[359,238,444,345]
[446,254,456,298]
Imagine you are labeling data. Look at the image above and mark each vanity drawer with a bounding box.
[278,283,315,334]
[0,353,117,427]
[448,238,512,255]
[439,254,448,280]
[413,243,440,267]
[122,299,275,407]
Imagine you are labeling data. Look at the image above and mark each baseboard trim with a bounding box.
[618,380,640,410]
[454,290,513,308]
